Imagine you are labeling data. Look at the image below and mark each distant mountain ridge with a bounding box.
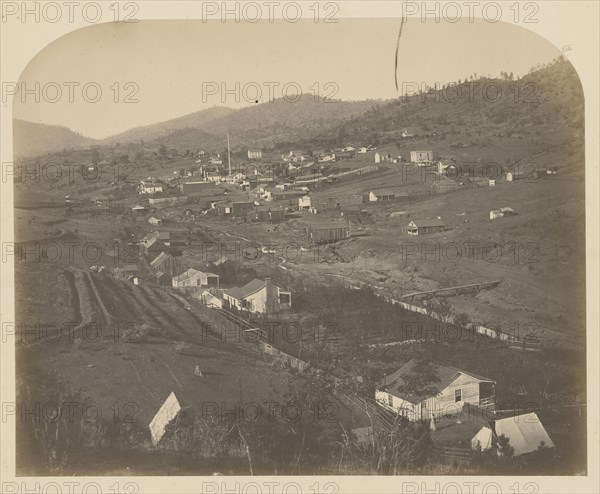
[14,96,383,159]
[14,57,582,160]
[102,106,235,145]
[13,119,98,160]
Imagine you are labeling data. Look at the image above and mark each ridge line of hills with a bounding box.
[13,56,582,161]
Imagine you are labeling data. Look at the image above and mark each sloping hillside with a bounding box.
[13,56,583,161]
[102,106,235,145]
[13,119,98,160]
[301,57,583,150]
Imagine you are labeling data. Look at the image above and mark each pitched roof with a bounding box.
[149,252,184,270]
[172,268,201,283]
[494,412,554,456]
[149,251,170,267]
[432,415,489,445]
[371,188,406,197]
[410,218,446,228]
[223,279,266,300]
[379,358,494,403]
[255,205,284,212]
[143,236,164,249]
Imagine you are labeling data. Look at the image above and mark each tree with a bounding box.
[496,434,514,458]
[159,144,168,157]
[91,146,101,163]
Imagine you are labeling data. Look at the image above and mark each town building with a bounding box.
[192,288,223,308]
[506,170,538,182]
[172,268,219,290]
[410,150,439,163]
[305,221,350,245]
[308,194,363,214]
[181,181,214,196]
[148,216,163,227]
[375,358,495,422]
[247,149,263,159]
[431,181,459,194]
[368,189,407,202]
[270,190,306,204]
[298,195,312,211]
[407,218,445,235]
[489,207,516,220]
[149,252,187,277]
[222,278,291,314]
[142,236,168,257]
[437,159,456,174]
[139,179,164,195]
[246,205,285,222]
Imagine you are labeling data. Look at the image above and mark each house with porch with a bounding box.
[375,358,495,422]
[221,277,291,314]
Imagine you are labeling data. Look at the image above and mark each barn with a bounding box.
[149,252,187,277]
[246,205,285,222]
[306,221,350,245]
[407,218,445,235]
[181,181,213,196]
[375,358,495,422]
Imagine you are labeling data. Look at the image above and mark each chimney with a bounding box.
[265,277,271,286]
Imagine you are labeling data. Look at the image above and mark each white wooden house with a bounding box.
[139,180,164,195]
[375,358,495,421]
[410,150,439,163]
[172,268,219,290]
[222,278,291,314]
[298,195,311,210]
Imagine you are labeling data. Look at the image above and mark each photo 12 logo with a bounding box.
[1,1,139,24]
[201,81,339,104]
[200,1,339,23]
[400,1,540,24]
[2,81,139,104]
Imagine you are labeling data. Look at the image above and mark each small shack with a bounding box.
[407,218,445,236]
[489,207,516,220]
[306,221,350,245]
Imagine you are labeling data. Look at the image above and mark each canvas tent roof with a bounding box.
[471,426,494,451]
[494,412,554,456]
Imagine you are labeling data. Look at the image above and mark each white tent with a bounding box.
[149,392,182,446]
[471,426,493,451]
[494,412,554,456]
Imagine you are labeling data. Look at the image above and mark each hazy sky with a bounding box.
[14,18,561,139]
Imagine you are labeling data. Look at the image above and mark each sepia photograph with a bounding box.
[1,1,599,492]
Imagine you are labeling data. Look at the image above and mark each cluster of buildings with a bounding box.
[141,228,293,314]
[375,358,555,457]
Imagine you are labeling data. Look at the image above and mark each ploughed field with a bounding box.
[16,261,302,427]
